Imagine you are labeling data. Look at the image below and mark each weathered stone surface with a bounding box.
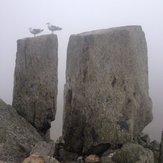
[63,26,153,153]
[159,131,163,163]
[12,34,58,138]
[30,141,55,157]
[0,99,43,163]
[112,143,154,163]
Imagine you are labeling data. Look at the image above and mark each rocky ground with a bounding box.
[0,98,162,163]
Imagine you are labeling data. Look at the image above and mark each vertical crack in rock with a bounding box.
[12,34,58,139]
[63,26,153,153]
[112,76,117,87]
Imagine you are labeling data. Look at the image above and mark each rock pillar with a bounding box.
[63,26,153,153]
[13,34,58,138]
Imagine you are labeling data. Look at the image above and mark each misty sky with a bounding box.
[0,0,162,141]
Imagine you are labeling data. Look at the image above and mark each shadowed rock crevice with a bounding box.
[111,76,117,87]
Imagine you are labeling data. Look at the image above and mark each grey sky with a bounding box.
[0,0,162,141]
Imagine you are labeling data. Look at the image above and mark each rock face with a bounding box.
[0,99,43,163]
[12,34,58,138]
[63,26,153,153]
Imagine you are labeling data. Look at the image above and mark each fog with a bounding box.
[0,0,162,141]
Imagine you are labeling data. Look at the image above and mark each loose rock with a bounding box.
[85,155,100,163]
[112,143,154,163]
[23,153,60,163]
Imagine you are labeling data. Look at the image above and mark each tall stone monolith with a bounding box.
[63,26,153,153]
[12,34,58,138]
